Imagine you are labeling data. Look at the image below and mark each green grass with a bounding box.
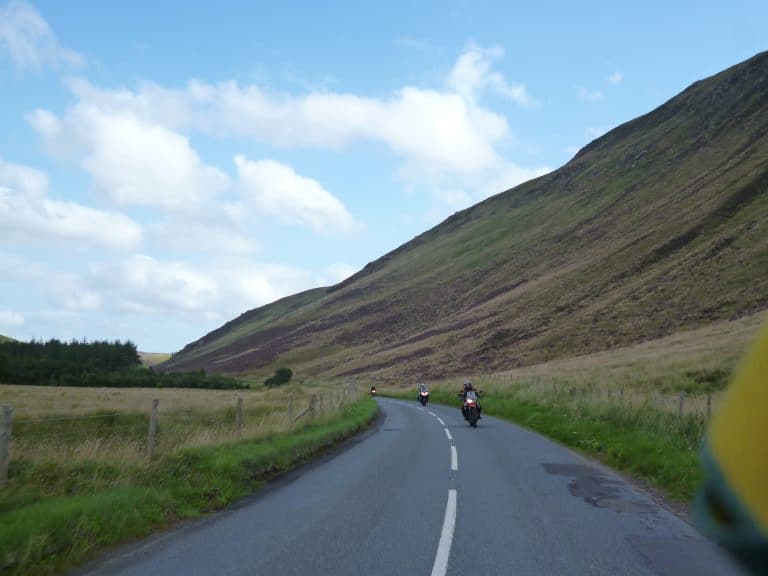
[0,399,378,576]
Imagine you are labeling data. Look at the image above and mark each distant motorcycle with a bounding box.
[370,386,377,398]
[419,389,429,406]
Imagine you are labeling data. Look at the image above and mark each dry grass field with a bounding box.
[138,352,172,367]
[402,311,765,418]
[0,381,359,468]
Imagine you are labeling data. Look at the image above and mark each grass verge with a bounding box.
[0,399,378,576]
[384,388,701,503]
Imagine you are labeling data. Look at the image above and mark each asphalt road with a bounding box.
[76,398,744,576]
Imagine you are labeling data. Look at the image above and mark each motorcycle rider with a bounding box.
[370,385,376,397]
[417,383,429,402]
[458,379,482,420]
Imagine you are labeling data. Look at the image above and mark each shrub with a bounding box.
[264,367,293,388]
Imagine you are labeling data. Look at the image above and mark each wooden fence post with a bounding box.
[0,405,13,488]
[318,392,324,414]
[707,393,712,420]
[678,392,685,418]
[309,394,317,418]
[147,399,159,460]
[288,394,294,420]
[236,396,243,438]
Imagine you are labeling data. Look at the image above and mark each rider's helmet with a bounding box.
[463,379,473,391]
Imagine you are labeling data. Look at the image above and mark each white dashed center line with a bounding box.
[430,490,457,576]
[444,428,453,441]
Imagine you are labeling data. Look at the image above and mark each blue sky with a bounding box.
[0,0,765,352]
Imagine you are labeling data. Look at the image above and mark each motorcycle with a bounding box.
[462,390,481,427]
[370,386,377,398]
[419,389,429,406]
[465,391,480,427]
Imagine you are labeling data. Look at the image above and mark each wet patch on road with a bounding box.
[543,463,657,513]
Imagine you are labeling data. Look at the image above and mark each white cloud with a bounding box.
[96,255,219,315]
[0,157,142,250]
[149,220,259,255]
[0,1,83,70]
[53,275,102,311]
[0,310,24,327]
[0,251,44,280]
[46,44,536,187]
[31,104,230,210]
[607,71,623,85]
[231,264,311,308]
[182,81,508,177]
[447,44,535,107]
[577,87,603,102]
[0,154,48,196]
[235,155,360,235]
[84,254,314,321]
[27,44,548,243]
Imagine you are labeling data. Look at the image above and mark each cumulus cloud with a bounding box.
[447,44,535,107]
[96,255,219,315]
[43,44,537,188]
[27,43,548,243]
[148,219,259,255]
[234,155,360,235]
[52,275,102,311]
[577,87,603,102]
[83,254,314,321]
[0,153,48,195]
[0,157,142,250]
[0,1,83,70]
[30,104,230,210]
[607,71,623,85]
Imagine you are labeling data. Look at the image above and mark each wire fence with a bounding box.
[0,382,361,488]
[494,375,721,420]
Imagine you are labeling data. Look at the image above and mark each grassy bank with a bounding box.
[0,398,378,576]
[383,316,764,503]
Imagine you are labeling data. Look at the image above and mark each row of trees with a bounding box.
[0,339,245,389]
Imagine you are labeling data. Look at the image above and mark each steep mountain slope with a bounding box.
[163,52,768,382]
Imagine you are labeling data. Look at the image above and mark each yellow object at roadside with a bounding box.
[696,320,768,573]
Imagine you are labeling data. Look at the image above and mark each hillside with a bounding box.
[163,51,768,383]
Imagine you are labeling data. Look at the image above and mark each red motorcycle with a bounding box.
[465,390,480,427]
